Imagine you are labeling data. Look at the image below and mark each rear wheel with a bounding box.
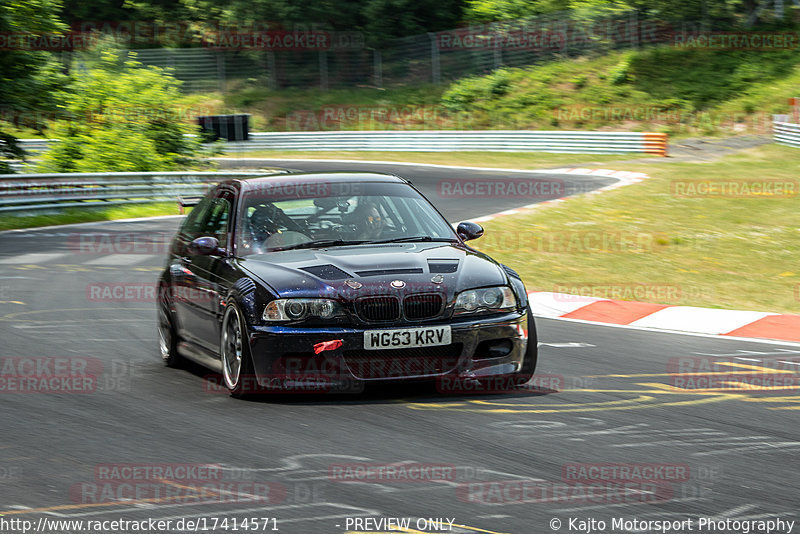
[221,302,258,398]
[157,286,182,368]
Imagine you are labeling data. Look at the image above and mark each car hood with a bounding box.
[236,242,507,300]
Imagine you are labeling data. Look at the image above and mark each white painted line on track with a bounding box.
[0,253,68,264]
[84,254,157,265]
[0,215,185,235]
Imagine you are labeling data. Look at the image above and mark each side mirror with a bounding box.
[456,221,484,241]
[188,236,224,256]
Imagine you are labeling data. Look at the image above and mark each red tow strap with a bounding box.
[313,339,343,355]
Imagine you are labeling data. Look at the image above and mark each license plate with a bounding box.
[364,326,452,350]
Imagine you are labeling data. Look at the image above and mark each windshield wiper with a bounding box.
[363,236,458,244]
[270,239,368,251]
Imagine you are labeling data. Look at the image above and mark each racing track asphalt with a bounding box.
[0,162,798,534]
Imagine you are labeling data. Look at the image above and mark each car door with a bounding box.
[171,187,235,352]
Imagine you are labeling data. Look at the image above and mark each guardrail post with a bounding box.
[319,51,329,91]
[216,51,226,93]
[428,32,441,84]
[373,50,383,88]
[267,52,277,90]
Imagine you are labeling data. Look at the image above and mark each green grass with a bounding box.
[469,144,800,314]
[218,150,653,169]
[0,202,181,231]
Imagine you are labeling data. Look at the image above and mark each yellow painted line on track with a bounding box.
[0,479,221,516]
[406,390,738,413]
[741,395,800,403]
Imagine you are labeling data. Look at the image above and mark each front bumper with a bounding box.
[247,311,529,391]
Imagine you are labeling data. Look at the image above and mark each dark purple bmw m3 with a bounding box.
[157,171,536,397]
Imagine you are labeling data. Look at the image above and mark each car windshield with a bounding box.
[236,179,458,255]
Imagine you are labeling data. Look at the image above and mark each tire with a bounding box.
[157,285,183,368]
[220,301,258,398]
[513,306,538,386]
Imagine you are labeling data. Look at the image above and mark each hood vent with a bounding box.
[428,260,459,273]
[300,264,352,280]
[355,268,423,277]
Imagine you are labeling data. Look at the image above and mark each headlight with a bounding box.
[454,286,517,315]
[263,299,344,321]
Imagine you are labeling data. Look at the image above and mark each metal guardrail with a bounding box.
[773,119,800,148]
[0,171,277,214]
[12,130,669,159]
[226,131,670,156]
[16,139,54,154]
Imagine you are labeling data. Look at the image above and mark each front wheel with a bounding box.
[220,302,257,398]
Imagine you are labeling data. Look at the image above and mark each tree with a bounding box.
[39,47,202,172]
[0,0,68,172]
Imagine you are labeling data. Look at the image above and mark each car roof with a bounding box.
[237,171,409,190]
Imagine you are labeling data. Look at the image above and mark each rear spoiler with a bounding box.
[178,195,203,214]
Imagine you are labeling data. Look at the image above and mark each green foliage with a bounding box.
[435,45,800,134]
[39,48,203,172]
[464,0,568,22]
[0,0,68,173]
[608,55,633,85]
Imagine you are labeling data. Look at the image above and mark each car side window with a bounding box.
[180,194,232,248]
[202,197,232,248]
[179,196,213,238]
